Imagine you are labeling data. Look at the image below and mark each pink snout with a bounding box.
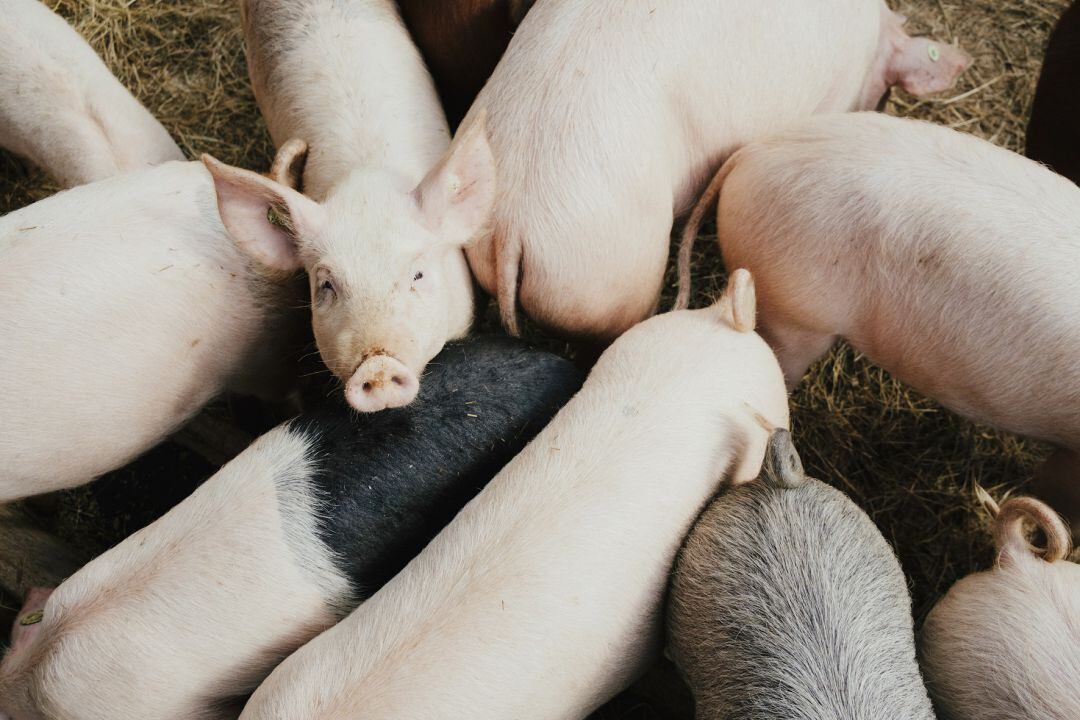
[345,355,419,412]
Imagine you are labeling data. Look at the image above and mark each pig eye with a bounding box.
[413,271,424,282]
[315,275,337,306]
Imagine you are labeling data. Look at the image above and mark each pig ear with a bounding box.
[10,586,53,652]
[202,154,324,275]
[269,138,309,191]
[720,268,756,332]
[888,36,971,97]
[414,109,496,247]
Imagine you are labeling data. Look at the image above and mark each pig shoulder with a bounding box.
[286,337,583,597]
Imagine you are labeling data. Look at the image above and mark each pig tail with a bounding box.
[674,155,739,311]
[977,486,1072,563]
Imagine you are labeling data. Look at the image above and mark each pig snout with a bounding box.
[345,355,420,412]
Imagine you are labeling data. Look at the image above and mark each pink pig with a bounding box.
[677,111,1080,532]
[463,0,969,340]
[0,0,182,187]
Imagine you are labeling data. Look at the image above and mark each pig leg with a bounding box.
[1032,447,1080,540]
[758,323,837,391]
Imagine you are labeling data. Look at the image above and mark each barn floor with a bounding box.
[0,1,1073,717]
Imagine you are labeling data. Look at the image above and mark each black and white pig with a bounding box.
[0,336,582,720]
[667,429,936,720]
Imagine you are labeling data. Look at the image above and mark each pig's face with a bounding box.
[303,181,475,412]
[204,114,495,412]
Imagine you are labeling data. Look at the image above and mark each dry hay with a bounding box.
[0,1,1073,718]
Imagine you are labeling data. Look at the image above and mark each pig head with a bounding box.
[203,114,495,413]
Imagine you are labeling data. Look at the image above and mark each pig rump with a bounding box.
[920,495,1080,720]
[668,438,934,720]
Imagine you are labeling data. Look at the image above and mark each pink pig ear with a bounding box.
[883,11,972,98]
[10,586,54,652]
[720,269,757,333]
[414,109,497,247]
[202,153,325,277]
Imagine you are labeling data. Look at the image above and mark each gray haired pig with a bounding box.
[1,0,182,187]
[667,429,935,720]
[920,493,1080,720]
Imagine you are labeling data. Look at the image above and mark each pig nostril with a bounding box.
[362,382,373,393]
[391,375,405,387]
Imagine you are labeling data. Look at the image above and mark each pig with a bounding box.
[675,111,1080,533]
[209,0,496,413]
[0,336,583,720]
[0,0,183,187]
[396,0,534,127]
[460,0,969,340]
[1027,0,1080,186]
[0,154,308,503]
[920,493,1080,720]
[237,270,790,720]
[667,429,936,720]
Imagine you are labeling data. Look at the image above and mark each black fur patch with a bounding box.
[290,335,583,602]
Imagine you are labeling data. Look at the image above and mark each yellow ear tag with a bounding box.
[928,45,941,62]
[20,610,44,626]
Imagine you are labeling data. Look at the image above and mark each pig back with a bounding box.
[464,0,882,335]
[241,0,448,200]
[0,0,182,187]
[716,112,1080,447]
[0,161,281,500]
[668,477,934,720]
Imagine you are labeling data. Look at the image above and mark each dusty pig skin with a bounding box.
[920,494,1080,720]
[667,429,935,720]
[465,0,969,341]
[213,0,494,414]
[0,0,182,188]
[1027,1,1080,185]
[0,158,309,503]
[677,110,1080,534]
[236,271,790,720]
[0,336,583,720]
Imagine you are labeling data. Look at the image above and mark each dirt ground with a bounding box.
[0,1,1073,718]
